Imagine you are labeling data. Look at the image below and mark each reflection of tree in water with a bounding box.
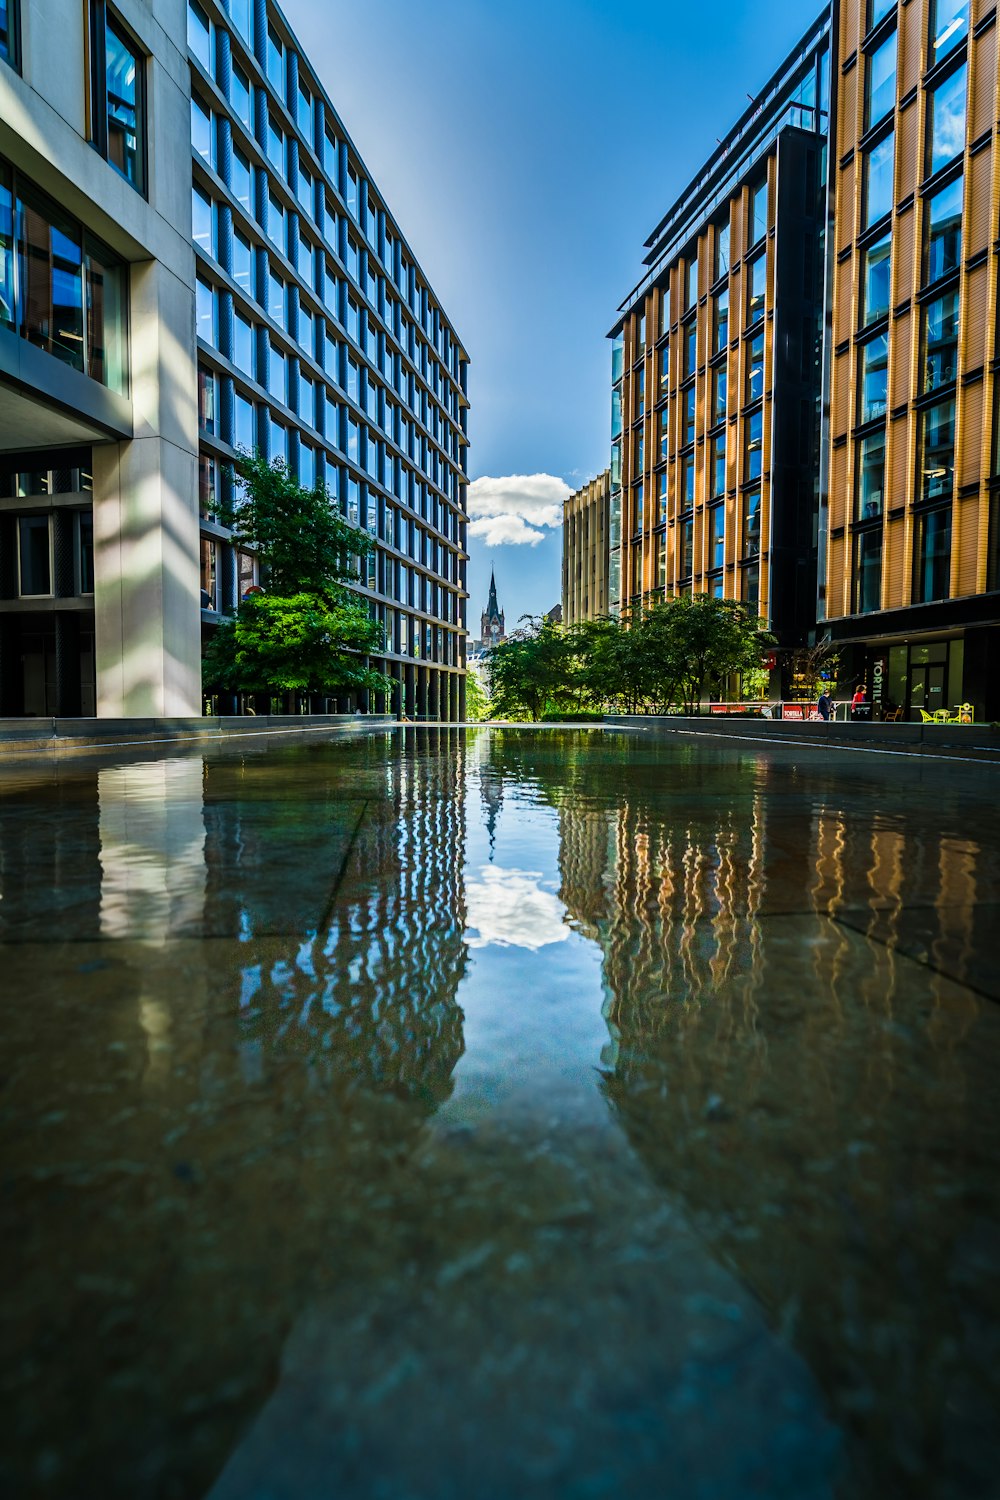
[554,772,1000,1500]
[236,729,469,1111]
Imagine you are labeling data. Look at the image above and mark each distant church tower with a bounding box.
[481,568,505,647]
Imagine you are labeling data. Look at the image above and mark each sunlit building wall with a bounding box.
[562,469,611,626]
[823,0,1000,719]
[608,12,831,675]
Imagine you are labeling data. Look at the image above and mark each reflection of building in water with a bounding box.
[237,729,469,1109]
[469,729,504,860]
[98,761,207,941]
[554,765,998,1498]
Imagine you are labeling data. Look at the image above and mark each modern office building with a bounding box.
[562,469,610,625]
[823,0,999,718]
[0,0,469,720]
[608,12,831,673]
[610,0,1000,719]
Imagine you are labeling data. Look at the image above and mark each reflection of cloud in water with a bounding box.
[465,866,569,950]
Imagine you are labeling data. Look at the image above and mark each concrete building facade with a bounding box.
[0,0,469,720]
[562,469,610,626]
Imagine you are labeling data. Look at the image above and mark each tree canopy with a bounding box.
[203,453,393,704]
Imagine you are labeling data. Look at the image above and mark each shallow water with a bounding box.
[2,726,999,1499]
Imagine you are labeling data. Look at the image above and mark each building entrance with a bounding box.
[908,661,947,719]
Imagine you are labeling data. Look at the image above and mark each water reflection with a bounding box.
[465,866,569,950]
[550,749,1000,1499]
[99,761,207,939]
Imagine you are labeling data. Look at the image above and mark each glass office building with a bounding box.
[187,0,470,720]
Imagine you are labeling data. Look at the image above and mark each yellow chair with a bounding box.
[918,709,936,724]
[883,707,903,722]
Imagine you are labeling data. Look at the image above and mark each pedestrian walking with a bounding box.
[817,690,833,721]
[851,684,867,709]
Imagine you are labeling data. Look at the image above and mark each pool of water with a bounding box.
[2,726,999,1499]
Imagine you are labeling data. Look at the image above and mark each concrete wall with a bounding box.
[0,0,201,715]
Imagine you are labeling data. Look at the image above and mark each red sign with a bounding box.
[782,704,804,720]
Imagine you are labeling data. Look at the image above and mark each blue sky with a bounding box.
[284,0,813,629]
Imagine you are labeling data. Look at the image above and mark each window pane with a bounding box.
[0,165,12,330]
[191,97,213,166]
[925,176,962,283]
[187,0,210,69]
[746,331,764,404]
[196,276,216,346]
[930,0,969,67]
[869,0,896,27]
[747,253,766,322]
[266,113,283,173]
[716,221,730,280]
[713,364,727,422]
[192,185,213,257]
[742,487,761,557]
[744,411,763,479]
[683,382,695,443]
[268,344,286,403]
[233,312,252,374]
[229,0,251,45]
[231,147,251,210]
[18,516,51,595]
[752,181,768,245]
[658,343,669,397]
[928,64,966,175]
[231,64,250,130]
[714,288,728,354]
[866,30,896,131]
[914,506,951,600]
[864,132,894,227]
[234,391,254,449]
[710,503,725,569]
[858,427,885,518]
[0,0,13,63]
[859,333,888,422]
[855,528,882,613]
[684,317,697,378]
[16,183,84,370]
[686,258,697,310]
[84,235,127,392]
[268,271,284,328]
[232,228,252,291]
[681,455,694,508]
[861,232,891,324]
[106,19,141,189]
[711,437,726,499]
[918,398,955,503]
[921,288,959,394]
[265,21,283,95]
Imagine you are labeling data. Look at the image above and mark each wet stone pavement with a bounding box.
[2,726,999,1499]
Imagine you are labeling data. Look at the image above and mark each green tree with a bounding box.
[660,595,775,713]
[465,667,489,721]
[203,453,393,706]
[487,616,577,721]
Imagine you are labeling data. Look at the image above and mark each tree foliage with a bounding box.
[465,667,489,722]
[485,597,775,720]
[203,453,393,702]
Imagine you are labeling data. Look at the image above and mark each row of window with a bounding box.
[866,0,967,69]
[852,502,952,614]
[4,512,93,598]
[186,0,463,382]
[859,58,967,236]
[855,393,957,521]
[0,162,128,394]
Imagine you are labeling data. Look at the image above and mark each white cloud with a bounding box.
[465,867,569,950]
[467,472,571,545]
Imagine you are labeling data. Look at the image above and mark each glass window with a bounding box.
[0,166,12,329]
[918,397,955,503]
[16,182,84,370]
[636,367,645,416]
[857,427,886,518]
[713,363,727,423]
[297,79,312,142]
[266,113,284,173]
[714,288,728,355]
[927,65,966,176]
[1,0,17,65]
[711,436,726,499]
[346,165,360,219]
[681,454,694,509]
[854,528,883,613]
[231,147,251,210]
[861,232,891,324]
[265,20,283,95]
[742,487,761,557]
[78,512,94,594]
[198,364,216,432]
[659,287,670,337]
[611,330,624,384]
[865,134,895,229]
[743,561,760,609]
[869,0,896,28]
[324,125,338,182]
[84,234,126,392]
[270,417,287,465]
[866,30,896,131]
[102,11,144,191]
[747,253,766,323]
[657,470,667,522]
[191,96,213,166]
[716,220,730,281]
[659,406,669,460]
[234,390,254,450]
[192,185,213,258]
[683,382,695,444]
[268,344,286,403]
[299,372,314,425]
[710,503,725,569]
[18,516,51,595]
[914,506,951,600]
[745,330,765,404]
[233,311,252,375]
[751,181,768,245]
[229,0,251,44]
[299,442,314,489]
[684,317,697,378]
[196,276,216,346]
[299,302,313,357]
[921,288,960,393]
[187,0,210,70]
[268,270,285,328]
[297,163,313,219]
[859,333,889,422]
[679,516,694,578]
[929,0,969,68]
[744,410,763,479]
[658,343,670,398]
[686,258,697,310]
[231,63,251,131]
[267,189,285,253]
[232,228,252,292]
[925,176,962,283]
[636,312,647,355]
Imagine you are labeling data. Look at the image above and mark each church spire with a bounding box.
[481,568,505,647]
[487,567,499,618]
